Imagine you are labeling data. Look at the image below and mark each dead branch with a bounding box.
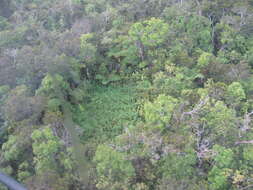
[239,111,253,137]
[180,96,209,121]
[235,140,253,145]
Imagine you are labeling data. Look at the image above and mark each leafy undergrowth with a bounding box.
[73,83,139,143]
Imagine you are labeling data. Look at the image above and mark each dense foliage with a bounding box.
[0,0,253,189]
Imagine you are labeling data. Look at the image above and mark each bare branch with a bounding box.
[235,140,253,145]
[240,184,253,190]
[239,111,253,133]
[181,96,209,121]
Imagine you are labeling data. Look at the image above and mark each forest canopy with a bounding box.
[0,0,253,189]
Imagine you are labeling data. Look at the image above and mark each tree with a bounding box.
[30,126,77,189]
[226,82,246,107]
[108,18,169,74]
[3,85,45,124]
[143,94,178,131]
[208,145,234,190]
[94,145,135,190]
